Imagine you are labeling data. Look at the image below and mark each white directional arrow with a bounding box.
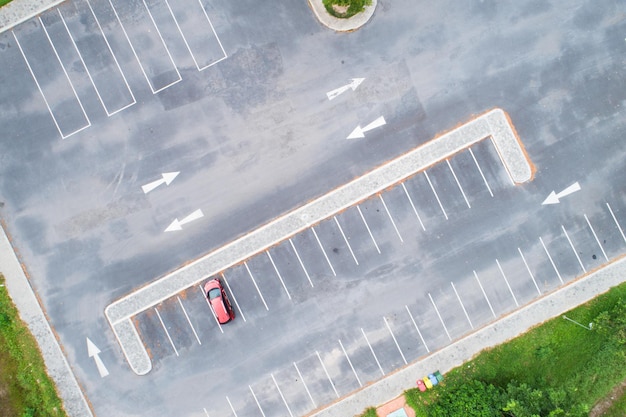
[86,337,109,378]
[542,182,581,205]
[165,209,204,232]
[326,78,365,101]
[141,172,180,194]
[347,116,386,139]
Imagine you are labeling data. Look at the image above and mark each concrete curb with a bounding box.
[310,256,626,417]
[0,0,64,34]
[307,0,376,32]
[0,224,94,417]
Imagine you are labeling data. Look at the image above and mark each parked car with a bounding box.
[203,278,235,324]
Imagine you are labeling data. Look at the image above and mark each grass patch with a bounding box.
[0,275,67,417]
[404,282,626,416]
[359,407,377,417]
[323,0,372,19]
[0,0,13,7]
[602,390,626,417]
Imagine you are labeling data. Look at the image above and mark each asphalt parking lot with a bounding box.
[1,0,626,416]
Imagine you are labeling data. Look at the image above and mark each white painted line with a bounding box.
[293,362,316,408]
[383,317,407,364]
[428,292,452,341]
[495,259,519,307]
[271,373,294,417]
[447,159,471,208]
[334,216,358,265]
[357,206,381,253]
[404,305,429,352]
[361,328,385,376]
[12,30,89,139]
[57,9,135,116]
[249,385,266,417]
[221,273,246,322]
[585,214,609,262]
[225,396,239,417]
[469,148,493,197]
[316,351,339,398]
[473,270,496,318]
[311,227,336,276]
[607,202,626,244]
[561,225,586,273]
[490,137,516,186]
[177,296,201,344]
[539,237,564,284]
[518,248,541,295]
[338,339,362,387]
[39,17,91,131]
[266,251,292,299]
[245,262,269,310]
[451,282,473,329]
[154,307,179,356]
[196,0,228,63]
[379,194,403,242]
[424,171,448,220]
[162,0,198,68]
[199,285,223,333]
[203,407,210,417]
[289,238,314,287]
[401,183,426,231]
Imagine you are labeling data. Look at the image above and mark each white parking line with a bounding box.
[539,237,564,284]
[199,285,223,333]
[361,328,385,376]
[289,238,314,287]
[154,307,179,356]
[203,407,210,417]
[57,9,135,116]
[607,202,626,244]
[383,317,407,364]
[177,296,201,344]
[293,362,316,408]
[357,206,381,254]
[490,137,516,186]
[249,385,266,417]
[473,271,496,318]
[379,195,403,242]
[334,216,358,265]
[424,171,448,220]
[225,396,239,417]
[447,160,471,208]
[316,351,339,398]
[266,251,292,299]
[518,248,541,295]
[311,227,337,276]
[12,30,90,140]
[338,339,362,387]
[469,148,493,197]
[245,262,269,310]
[428,293,452,341]
[404,305,429,352]
[561,225,586,273]
[495,259,519,307]
[271,373,294,417]
[451,282,473,329]
[584,214,609,262]
[221,273,246,322]
[401,183,426,231]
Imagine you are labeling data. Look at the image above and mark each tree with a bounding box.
[428,379,505,417]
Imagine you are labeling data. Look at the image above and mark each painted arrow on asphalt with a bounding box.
[86,337,109,378]
[141,172,180,194]
[542,182,581,205]
[347,116,386,139]
[165,209,204,232]
[326,78,365,101]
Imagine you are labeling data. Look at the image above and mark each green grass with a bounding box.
[0,0,13,7]
[403,282,626,416]
[323,0,372,19]
[359,407,377,417]
[602,391,626,417]
[0,275,67,417]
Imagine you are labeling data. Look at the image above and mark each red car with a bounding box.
[204,278,235,324]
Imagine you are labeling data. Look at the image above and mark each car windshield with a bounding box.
[208,288,221,300]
